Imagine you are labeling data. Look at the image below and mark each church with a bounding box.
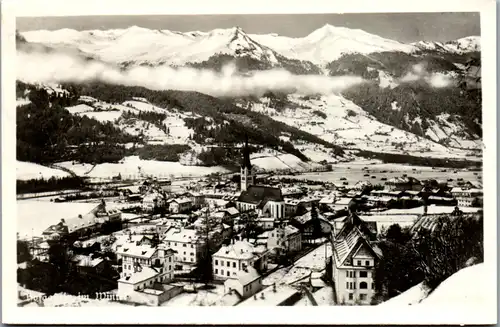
[236,138,285,219]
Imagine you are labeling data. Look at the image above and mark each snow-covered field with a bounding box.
[251,153,322,172]
[54,156,230,179]
[17,161,71,180]
[278,160,482,186]
[17,199,99,239]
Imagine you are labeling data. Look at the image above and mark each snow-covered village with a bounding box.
[12,10,489,313]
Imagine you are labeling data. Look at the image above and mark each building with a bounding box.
[291,208,333,244]
[116,242,178,306]
[240,137,255,192]
[385,176,422,192]
[212,240,269,280]
[224,265,263,300]
[168,198,193,213]
[236,185,285,219]
[142,191,166,212]
[117,242,175,281]
[331,220,382,305]
[238,284,302,306]
[267,225,302,254]
[162,227,204,271]
[450,187,483,207]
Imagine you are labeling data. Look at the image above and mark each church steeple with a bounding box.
[240,135,254,191]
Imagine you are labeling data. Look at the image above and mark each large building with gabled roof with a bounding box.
[331,214,382,305]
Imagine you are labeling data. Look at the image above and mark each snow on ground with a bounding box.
[17,199,98,239]
[295,243,332,271]
[16,98,31,106]
[251,94,480,158]
[17,161,71,181]
[55,156,230,179]
[277,161,482,186]
[378,282,430,306]
[251,153,321,172]
[77,110,122,122]
[161,284,226,306]
[40,293,135,307]
[65,103,95,114]
[420,263,486,306]
[380,263,487,307]
[294,286,336,306]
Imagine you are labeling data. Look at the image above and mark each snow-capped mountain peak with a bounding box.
[411,35,480,53]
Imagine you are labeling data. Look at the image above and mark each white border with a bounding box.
[2,0,497,324]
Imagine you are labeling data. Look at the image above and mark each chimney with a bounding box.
[273,284,277,293]
[260,293,265,300]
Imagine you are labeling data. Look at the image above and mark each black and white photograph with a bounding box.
[2,0,497,325]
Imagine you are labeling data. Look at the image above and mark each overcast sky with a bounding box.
[17,12,480,43]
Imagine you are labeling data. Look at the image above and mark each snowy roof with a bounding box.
[334,197,353,206]
[213,241,256,260]
[224,207,239,216]
[237,185,283,205]
[118,266,160,285]
[170,197,192,204]
[227,266,261,286]
[284,225,300,237]
[164,228,199,243]
[116,242,157,259]
[71,255,104,267]
[238,284,299,306]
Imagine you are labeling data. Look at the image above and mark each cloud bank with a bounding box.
[399,63,456,88]
[17,50,366,97]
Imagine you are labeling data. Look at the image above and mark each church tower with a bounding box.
[240,136,254,191]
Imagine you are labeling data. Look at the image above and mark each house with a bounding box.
[331,227,382,305]
[212,240,269,280]
[117,242,178,306]
[224,265,263,300]
[168,198,193,213]
[291,209,333,244]
[236,185,285,219]
[183,191,205,208]
[450,187,483,207]
[331,197,355,212]
[162,227,204,271]
[256,217,276,230]
[142,191,166,212]
[69,254,111,276]
[238,284,302,306]
[267,225,302,254]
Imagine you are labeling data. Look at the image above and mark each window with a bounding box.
[190,252,194,256]
[357,260,361,266]
[183,257,186,262]
[221,260,224,266]
[360,282,368,289]
[215,269,218,274]
[365,260,370,266]
[191,258,194,262]
[346,282,349,289]
[227,271,230,277]
[215,260,218,265]
[360,294,367,301]
[353,271,356,278]
[360,271,368,278]
[346,271,350,278]
[174,243,177,246]
[227,261,230,267]
[183,251,186,255]
[233,262,236,268]
[348,293,354,300]
[221,269,224,275]
[191,244,194,248]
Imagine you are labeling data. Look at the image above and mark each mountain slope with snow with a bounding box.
[412,36,480,54]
